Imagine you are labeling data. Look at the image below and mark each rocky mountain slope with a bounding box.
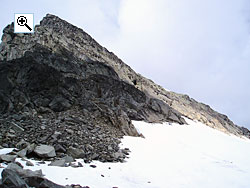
[0,13,249,159]
[0,14,187,163]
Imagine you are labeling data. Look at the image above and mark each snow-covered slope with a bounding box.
[1,119,250,188]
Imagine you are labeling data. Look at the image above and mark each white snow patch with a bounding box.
[0,148,14,155]
[1,119,250,187]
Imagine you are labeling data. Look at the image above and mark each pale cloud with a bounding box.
[111,0,250,127]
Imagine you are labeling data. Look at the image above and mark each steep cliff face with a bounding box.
[0,14,249,140]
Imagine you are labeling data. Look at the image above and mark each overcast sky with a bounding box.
[1,0,250,129]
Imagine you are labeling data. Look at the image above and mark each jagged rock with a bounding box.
[1,169,30,188]
[89,165,96,168]
[49,159,66,167]
[1,165,65,188]
[26,161,34,166]
[6,163,23,171]
[67,147,85,159]
[21,169,43,179]
[77,162,83,167]
[112,151,125,160]
[7,164,43,179]
[26,144,36,155]
[16,139,29,150]
[25,176,65,188]
[55,144,66,153]
[62,156,74,163]
[0,155,16,163]
[17,148,28,158]
[69,162,83,168]
[34,145,56,158]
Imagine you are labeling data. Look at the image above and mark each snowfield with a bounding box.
[1,118,250,188]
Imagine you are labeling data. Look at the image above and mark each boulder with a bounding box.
[6,163,43,178]
[6,163,23,171]
[55,144,66,153]
[67,147,85,159]
[16,139,29,149]
[49,159,66,167]
[1,169,29,188]
[34,145,56,158]
[0,154,16,163]
[17,148,27,158]
[1,164,64,188]
[16,169,43,179]
[26,161,34,166]
[62,156,74,163]
[25,176,65,188]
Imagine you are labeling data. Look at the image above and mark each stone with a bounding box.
[67,146,85,159]
[2,144,8,148]
[26,161,34,166]
[49,96,71,112]
[34,145,56,158]
[55,144,66,153]
[52,131,62,139]
[112,151,125,159]
[17,148,27,158]
[6,163,23,171]
[1,34,12,43]
[17,169,43,178]
[77,162,83,167]
[0,154,16,163]
[70,163,81,168]
[26,144,36,155]
[6,133,16,138]
[16,139,29,149]
[121,149,130,155]
[49,159,66,167]
[10,122,24,132]
[90,153,99,160]
[62,155,74,163]
[66,129,74,134]
[41,125,46,130]
[1,164,64,188]
[1,169,29,188]
[25,176,65,188]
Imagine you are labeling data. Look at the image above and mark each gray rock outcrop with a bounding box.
[34,145,56,158]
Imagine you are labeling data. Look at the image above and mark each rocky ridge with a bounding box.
[0,14,186,164]
[1,14,249,138]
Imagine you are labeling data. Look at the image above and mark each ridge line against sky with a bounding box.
[0,0,250,128]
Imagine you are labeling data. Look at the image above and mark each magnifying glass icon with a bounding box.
[17,16,32,31]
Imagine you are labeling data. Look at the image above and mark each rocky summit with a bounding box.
[0,13,249,164]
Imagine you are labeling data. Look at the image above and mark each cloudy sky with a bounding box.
[1,0,250,129]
